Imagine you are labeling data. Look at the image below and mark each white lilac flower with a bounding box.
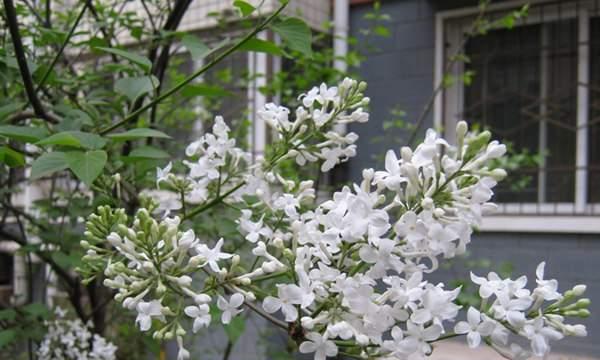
[217,293,244,324]
[299,332,338,360]
[238,209,272,243]
[195,238,233,272]
[523,317,564,356]
[135,300,164,331]
[454,307,495,348]
[262,284,304,321]
[156,162,172,187]
[184,304,211,332]
[534,261,561,301]
[87,79,589,360]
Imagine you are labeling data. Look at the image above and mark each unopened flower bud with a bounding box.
[164,331,174,340]
[576,298,590,309]
[573,284,587,296]
[177,275,192,288]
[231,255,240,268]
[421,197,434,210]
[301,316,315,329]
[491,168,507,181]
[194,294,211,304]
[578,309,590,318]
[273,237,284,249]
[456,121,468,139]
[156,281,167,295]
[176,327,186,336]
[245,292,256,301]
[570,324,587,337]
[283,248,294,261]
[142,261,154,272]
[400,147,412,162]
[262,261,277,273]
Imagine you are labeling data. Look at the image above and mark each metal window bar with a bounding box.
[445,0,600,216]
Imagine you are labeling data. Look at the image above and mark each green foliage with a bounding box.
[96,47,153,72]
[115,76,160,102]
[64,150,108,186]
[271,18,313,57]
[233,0,256,17]
[36,131,107,150]
[0,125,49,143]
[30,152,69,180]
[0,1,312,356]
[181,35,210,61]
[0,146,25,167]
[239,38,285,56]
[107,128,171,141]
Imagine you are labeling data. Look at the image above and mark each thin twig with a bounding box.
[99,1,288,135]
[35,1,89,95]
[407,3,489,146]
[3,0,57,124]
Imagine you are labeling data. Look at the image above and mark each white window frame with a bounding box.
[434,0,600,233]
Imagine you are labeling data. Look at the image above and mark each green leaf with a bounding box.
[233,0,256,16]
[0,102,25,120]
[107,128,171,141]
[0,125,48,143]
[36,131,107,150]
[271,17,312,57]
[22,303,49,318]
[30,152,68,180]
[51,252,82,268]
[65,150,107,186]
[0,329,16,349]
[115,76,159,102]
[0,146,25,167]
[181,84,234,98]
[239,38,284,56]
[223,315,245,344]
[181,35,210,61]
[127,146,170,159]
[95,47,152,72]
[0,309,16,321]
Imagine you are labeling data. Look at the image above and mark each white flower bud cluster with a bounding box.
[37,308,117,360]
[466,263,589,358]
[260,78,368,172]
[83,79,590,360]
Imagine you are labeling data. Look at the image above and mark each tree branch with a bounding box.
[3,0,57,124]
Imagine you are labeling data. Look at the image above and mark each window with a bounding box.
[0,251,13,305]
[438,0,600,217]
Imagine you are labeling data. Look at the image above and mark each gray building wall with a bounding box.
[349,0,599,357]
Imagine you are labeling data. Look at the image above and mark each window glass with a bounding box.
[463,20,578,203]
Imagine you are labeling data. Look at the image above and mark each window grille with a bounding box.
[441,0,600,216]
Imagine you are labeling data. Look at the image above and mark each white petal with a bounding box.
[230,293,245,307]
[262,296,281,314]
[466,307,480,327]
[299,341,317,354]
[454,321,471,334]
[184,306,200,318]
[466,331,481,348]
[536,261,546,280]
